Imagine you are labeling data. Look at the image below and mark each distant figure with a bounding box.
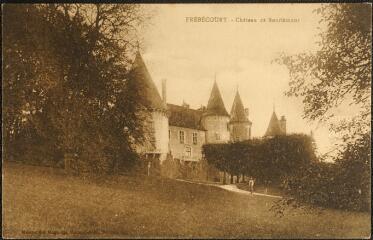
[248,177,255,194]
[147,161,151,176]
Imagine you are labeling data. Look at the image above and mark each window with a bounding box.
[215,132,220,140]
[169,130,171,139]
[179,130,185,144]
[192,132,198,145]
[185,146,192,157]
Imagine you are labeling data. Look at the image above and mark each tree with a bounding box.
[3,4,63,163]
[333,133,371,211]
[273,4,371,212]
[281,134,370,212]
[276,3,371,148]
[3,4,149,175]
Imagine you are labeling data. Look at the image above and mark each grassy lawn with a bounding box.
[3,162,371,238]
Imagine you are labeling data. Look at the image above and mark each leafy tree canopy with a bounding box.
[203,134,317,184]
[276,3,371,151]
[3,4,150,175]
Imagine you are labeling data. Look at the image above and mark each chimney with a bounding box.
[198,105,206,111]
[244,108,249,117]
[182,100,189,109]
[280,116,286,135]
[162,79,167,105]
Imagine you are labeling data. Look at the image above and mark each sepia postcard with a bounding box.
[2,2,372,239]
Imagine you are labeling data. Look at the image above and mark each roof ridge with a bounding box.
[167,103,203,112]
[168,103,205,130]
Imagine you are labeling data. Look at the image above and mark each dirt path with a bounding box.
[219,184,283,199]
[174,178,282,199]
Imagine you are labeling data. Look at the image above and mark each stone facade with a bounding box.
[229,122,251,142]
[201,115,230,143]
[168,126,206,162]
[151,111,169,162]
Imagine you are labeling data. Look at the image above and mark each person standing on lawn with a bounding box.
[248,177,255,194]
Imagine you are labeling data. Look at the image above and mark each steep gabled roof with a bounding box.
[167,104,205,130]
[230,90,249,123]
[204,81,229,117]
[127,52,166,111]
[264,111,283,136]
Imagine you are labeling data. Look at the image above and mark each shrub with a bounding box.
[282,133,370,212]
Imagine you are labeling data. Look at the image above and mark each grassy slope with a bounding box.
[3,162,371,238]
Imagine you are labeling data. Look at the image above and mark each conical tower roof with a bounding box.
[230,90,249,123]
[204,81,229,117]
[128,52,166,111]
[264,111,282,136]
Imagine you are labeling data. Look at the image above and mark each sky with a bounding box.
[137,4,347,156]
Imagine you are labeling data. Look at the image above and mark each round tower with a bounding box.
[128,52,169,163]
[201,81,230,143]
[229,90,252,142]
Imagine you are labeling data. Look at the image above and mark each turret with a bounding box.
[127,52,169,162]
[229,90,252,141]
[201,81,230,143]
[264,110,286,137]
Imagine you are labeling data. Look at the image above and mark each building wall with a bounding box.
[169,126,206,162]
[230,122,251,142]
[279,119,286,135]
[152,111,169,162]
[202,115,230,143]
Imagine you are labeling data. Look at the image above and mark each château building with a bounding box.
[128,52,286,181]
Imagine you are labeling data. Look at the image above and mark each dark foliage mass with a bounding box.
[271,4,371,212]
[276,3,371,164]
[203,134,317,185]
[277,4,371,124]
[3,4,148,176]
[204,133,370,212]
[282,133,370,212]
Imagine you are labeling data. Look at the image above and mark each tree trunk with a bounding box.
[64,153,73,174]
[223,171,226,184]
[113,158,119,174]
